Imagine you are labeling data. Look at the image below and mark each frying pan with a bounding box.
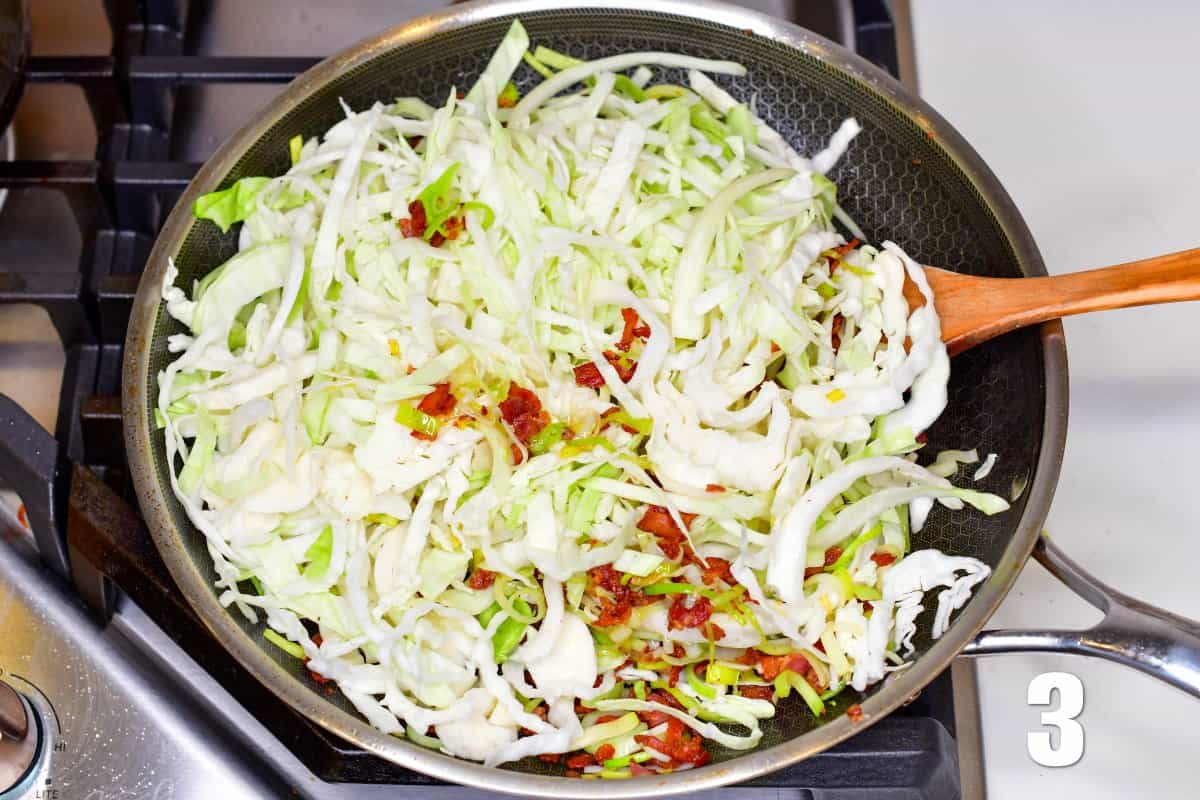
[122,1,1200,795]
[0,0,27,135]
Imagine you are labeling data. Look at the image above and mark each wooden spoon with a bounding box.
[902,247,1200,356]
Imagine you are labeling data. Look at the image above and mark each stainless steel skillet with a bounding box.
[122,0,1200,795]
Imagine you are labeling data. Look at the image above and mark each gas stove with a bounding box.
[0,2,981,798]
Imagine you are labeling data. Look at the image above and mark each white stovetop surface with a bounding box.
[911,0,1200,797]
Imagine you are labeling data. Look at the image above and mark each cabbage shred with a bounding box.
[161,20,1007,773]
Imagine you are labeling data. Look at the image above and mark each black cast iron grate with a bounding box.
[0,1,963,797]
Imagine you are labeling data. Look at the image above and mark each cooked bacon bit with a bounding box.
[441,215,465,241]
[871,552,897,567]
[588,564,644,627]
[904,335,913,354]
[604,350,637,382]
[753,652,811,682]
[455,90,466,100]
[307,667,330,684]
[703,621,726,641]
[804,546,843,579]
[705,483,727,494]
[573,361,604,388]
[406,135,423,148]
[499,383,550,444]
[637,716,710,766]
[589,564,622,594]
[668,664,683,688]
[594,744,616,762]
[600,406,639,434]
[538,753,561,763]
[630,763,653,777]
[565,753,593,770]
[429,231,446,247]
[770,341,780,353]
[399,199,427,239]
[847,704,865,722]
[635,690,684,727]
[834,238,861,257]
[467,568,497,590]
[636,505,697,560]
[741,684,775,701]
[616,307,651,352]
[699,556,734,586]
[510,442,525,465]
[410,429,436,442]
[417,382,457,417]
[667,594,713,631]
[916,431,928,444]
[830,313,844,350]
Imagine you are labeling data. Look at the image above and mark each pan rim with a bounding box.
[122,0,1069,796]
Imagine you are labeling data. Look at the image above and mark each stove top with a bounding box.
[0,2,980,798]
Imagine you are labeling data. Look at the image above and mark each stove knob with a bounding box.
[0,681,44,798]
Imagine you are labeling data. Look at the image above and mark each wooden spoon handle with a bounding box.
[935,247,1200,355]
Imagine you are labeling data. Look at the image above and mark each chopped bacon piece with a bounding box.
[871,551,897,567]
[667,594,713,631]
[589,564,622,594]
[770,341,781,353]
[588,564,645,627]
[754,652,812,682]
[442,215,465,240]
[573,361,604,388]
[594,744,615,762]
[616,307,651,352]
[703,621,726,641]
[537,753,561,763]
[630,763,653,777]
[565,753,593,770]
[467,568,497,590]
[667,664,683,688]
[830,313,844,350]
[417,382,457,417]
[847,704,865,723]
[600,406,639,434]
[804,546,843,578]
[705,483,726,493]
[637,717,710,766]
[604,350,637,382]
[307,667,330,685]
[636,505,697,560]
[499,383,550,444]
[405,135,423,149]
[741,684,775,701]
[410,429,437,442]
[699,556,734,586]
[399,199,427,239]
[510,442,525,465]
[835,238,860,257]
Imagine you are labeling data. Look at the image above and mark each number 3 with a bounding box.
[1027,671,1084,766]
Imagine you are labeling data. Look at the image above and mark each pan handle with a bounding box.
[962,533,1200,699]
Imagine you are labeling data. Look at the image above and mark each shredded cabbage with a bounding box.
[159,19,1007,774]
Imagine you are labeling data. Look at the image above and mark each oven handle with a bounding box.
[962,533,1200,698]
[0,395,70,576]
